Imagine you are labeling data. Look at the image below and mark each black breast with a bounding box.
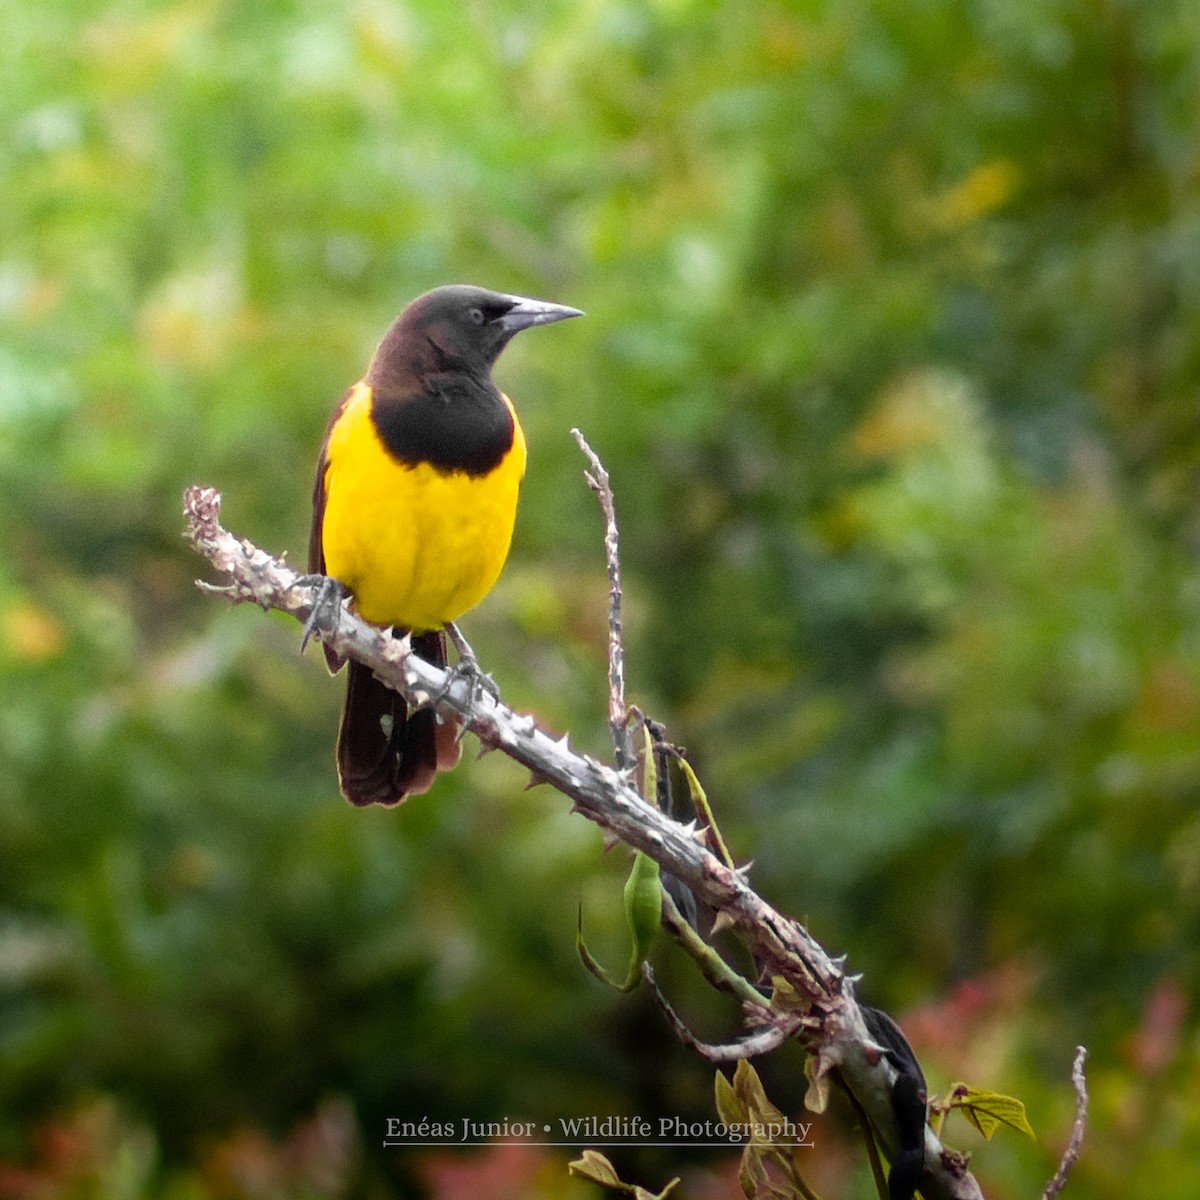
[370,373,515,477]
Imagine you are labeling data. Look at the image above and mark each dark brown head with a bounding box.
[366,285,583,389]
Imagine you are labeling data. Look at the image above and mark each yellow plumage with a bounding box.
[319,381,527,631]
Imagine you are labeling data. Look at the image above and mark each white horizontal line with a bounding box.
[382,1141,816,1149]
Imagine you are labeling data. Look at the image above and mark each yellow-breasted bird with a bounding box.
[309,284,582,806]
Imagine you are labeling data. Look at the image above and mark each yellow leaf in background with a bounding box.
[3,600,65,663]
[936,160,1021,227]
[85,1,216,92]
[138,255,244,369]
[850,368,984,460]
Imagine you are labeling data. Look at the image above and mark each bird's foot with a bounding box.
[441,622,501,704]
[297,574,347,653]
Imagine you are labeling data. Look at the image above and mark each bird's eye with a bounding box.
[467,307,486,326]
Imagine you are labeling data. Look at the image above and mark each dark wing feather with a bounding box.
[310,388,355,673]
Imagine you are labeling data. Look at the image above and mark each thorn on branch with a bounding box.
[710,910,737,937]
[195,579,241,601]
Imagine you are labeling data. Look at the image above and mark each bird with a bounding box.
[308,284,582,806]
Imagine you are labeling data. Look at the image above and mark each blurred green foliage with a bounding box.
[2,1,1199,1197]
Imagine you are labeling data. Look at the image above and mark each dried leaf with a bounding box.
[569,1149,623,1187]
[769,975,811,1015]
[636,1182,680,1200]
[737,1144,769,1200]
[803,1052,832,1114]
[569,1150,680,1200]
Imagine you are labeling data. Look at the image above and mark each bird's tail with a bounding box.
[336,631,461,806]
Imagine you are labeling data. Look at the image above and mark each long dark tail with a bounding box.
[336,631,461,806]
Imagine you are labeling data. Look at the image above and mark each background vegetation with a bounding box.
[2,1,1198,1197]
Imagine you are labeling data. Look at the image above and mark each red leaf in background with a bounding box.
[418,1141,555,1200]
[900,961,1032,1078]
[201,1098,359,1200]
[1123,975,1187,1076]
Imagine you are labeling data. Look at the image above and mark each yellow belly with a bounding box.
[320,382,526,631]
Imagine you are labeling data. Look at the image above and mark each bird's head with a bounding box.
[369,284,583,384]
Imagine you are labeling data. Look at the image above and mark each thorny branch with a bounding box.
[572,428,634,773]
[1042,1047,1089,1200]
[184,436,1087,1200]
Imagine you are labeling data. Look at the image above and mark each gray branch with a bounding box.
[184,482,994,1200]
[1042,1048,1088,1200]
[572,427,634,773]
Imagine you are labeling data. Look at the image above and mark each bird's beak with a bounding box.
[498,295,585,332]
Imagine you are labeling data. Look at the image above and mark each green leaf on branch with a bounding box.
[677,755,736,870]
[941,1084,1035,1140]
[576,901,640,992]
[719,1061,825,1200]
[733,1059,790,1134]
[715,1066,746,1127]
[576,723,663,992]
[623,849,661,959]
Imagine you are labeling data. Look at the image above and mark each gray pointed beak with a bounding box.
[498,294,585,332]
